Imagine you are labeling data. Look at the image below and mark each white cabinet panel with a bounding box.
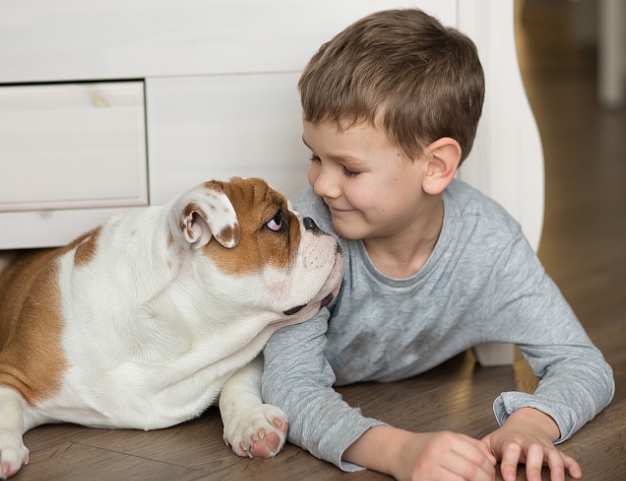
[457,0,544,251]
[146,73,310,204]
[0,0,454,82]
[0,82,148,212]
[0,207,141,250]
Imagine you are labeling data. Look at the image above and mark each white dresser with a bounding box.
[0,0,542,253]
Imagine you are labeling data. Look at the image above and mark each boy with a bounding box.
[261,8,614,481]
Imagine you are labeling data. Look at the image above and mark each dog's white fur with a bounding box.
[0,177,343,478]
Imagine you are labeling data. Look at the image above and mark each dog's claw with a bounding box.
[224,404,288,459]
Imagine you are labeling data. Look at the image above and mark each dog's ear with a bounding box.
[170,181,241,249]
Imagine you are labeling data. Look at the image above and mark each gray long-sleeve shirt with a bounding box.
[262,179,615,471]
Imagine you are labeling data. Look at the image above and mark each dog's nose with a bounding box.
[303,217,323,234]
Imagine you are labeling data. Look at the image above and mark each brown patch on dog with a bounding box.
[0,250,68,406]
[74,226,102,267]
[0,227,107,405]
[202,178,301,276]
[215,224,240,247]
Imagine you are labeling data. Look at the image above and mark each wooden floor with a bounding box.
[13,2,626,480]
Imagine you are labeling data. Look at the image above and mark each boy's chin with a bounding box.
[331,219,368,241]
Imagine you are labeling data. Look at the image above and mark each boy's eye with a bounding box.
[309,153,360,177]
[342,167,361,178]
[265,212,284,232]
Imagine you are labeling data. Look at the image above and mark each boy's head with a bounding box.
[298,8,485,164]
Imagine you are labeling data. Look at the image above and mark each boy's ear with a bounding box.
[421,137,462,195]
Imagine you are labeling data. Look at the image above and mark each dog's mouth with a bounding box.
[282,244,343,317]
[282,284,338,317]
[320,291,334,308]
[282,304,307,316]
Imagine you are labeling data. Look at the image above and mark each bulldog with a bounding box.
[0,177,343,478]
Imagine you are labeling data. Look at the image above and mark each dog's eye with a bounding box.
[266,212,283,232]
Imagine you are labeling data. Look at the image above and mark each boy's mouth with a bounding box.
[325,202,352,213]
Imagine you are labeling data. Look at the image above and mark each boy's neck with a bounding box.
[363,199,444,279]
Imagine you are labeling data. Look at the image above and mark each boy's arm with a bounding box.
[345,425,497,481]
[263,309,498,480]
[492,338,614,443]
[482,233,614,439]
[481,233,614,480]
[493,270,613,439]
[262,307,384,471]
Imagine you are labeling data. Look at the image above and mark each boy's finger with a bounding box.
[483,445,498,465]
[500,443,522,481]
[524,443,545,481]
[451,436,495,469]
[546,449,565,481]
[471,436,497,465]
[448,447,496,481]
[562,453,582,479]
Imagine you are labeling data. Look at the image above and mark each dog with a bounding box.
[0,177,343,478]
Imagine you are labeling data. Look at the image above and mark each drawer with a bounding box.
[0,81,148,212]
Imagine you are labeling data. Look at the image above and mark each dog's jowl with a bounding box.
[0,177,343,478]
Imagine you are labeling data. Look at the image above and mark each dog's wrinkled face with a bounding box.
[202,178,304,276]
[178,177,343,324]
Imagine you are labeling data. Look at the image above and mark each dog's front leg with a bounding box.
[0,388,30,478]
[219,356,288,459]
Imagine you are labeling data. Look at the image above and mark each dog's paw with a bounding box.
[0,430,29,479]
[223,404,288,459]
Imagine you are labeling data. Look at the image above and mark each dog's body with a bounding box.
[0,177,343,478]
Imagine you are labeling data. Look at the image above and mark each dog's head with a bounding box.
[169,177,343,325]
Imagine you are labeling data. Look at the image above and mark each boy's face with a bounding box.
[303,120,435,242]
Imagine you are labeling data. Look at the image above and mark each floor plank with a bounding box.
[19,442,202,481]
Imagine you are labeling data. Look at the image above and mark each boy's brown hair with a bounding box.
[298,8,485,163]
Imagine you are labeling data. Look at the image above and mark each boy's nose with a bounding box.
[311,164,340,199]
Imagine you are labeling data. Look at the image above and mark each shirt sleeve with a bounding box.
[485,233,615,442]
[262,307,385,471]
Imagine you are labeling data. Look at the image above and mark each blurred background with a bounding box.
[516,0,625,402]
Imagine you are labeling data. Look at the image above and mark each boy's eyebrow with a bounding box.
[301,136,366,165]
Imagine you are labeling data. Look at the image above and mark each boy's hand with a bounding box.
[481,408,582,481]
[344,425,497,481]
